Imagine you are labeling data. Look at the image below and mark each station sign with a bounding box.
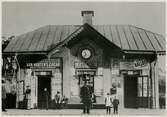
[120,59,149,70]
[74,61,98,68]
[26,58,61,69]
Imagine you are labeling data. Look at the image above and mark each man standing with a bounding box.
[44,88,49,110]
[112,96,119,114]
[2,80,7,112]
[25,86,31,109]
[80,81,92,114]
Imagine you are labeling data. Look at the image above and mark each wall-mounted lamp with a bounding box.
[123,55,125,60]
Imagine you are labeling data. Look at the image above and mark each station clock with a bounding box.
[81,49,92,59]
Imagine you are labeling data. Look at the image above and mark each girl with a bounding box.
[105,93,112,114]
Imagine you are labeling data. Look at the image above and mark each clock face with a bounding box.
[81,49,91,59]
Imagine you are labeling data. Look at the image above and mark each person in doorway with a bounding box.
[55,91,62,109]
[2,80,7,112]
[105,93,112,114]
[25,86,31,109]
[80,81,92,114]
[44,88,49,110]
[112,96,119,114]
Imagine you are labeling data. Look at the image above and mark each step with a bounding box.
[66,104,105,109]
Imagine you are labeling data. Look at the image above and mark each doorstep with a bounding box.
[66,103,105,109]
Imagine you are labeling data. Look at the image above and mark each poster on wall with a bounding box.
[111,76,121,88]
[94,76,103,96]
[51,72,62,99]
[18,81,24,101]
[111,69,119,75]
[70,77,79,96]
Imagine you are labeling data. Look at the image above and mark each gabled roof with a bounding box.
[4,24,165,53]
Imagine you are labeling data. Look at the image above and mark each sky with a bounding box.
[2,2,165,37]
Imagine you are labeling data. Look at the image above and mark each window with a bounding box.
[137,76,151,97]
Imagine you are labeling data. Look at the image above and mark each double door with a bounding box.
[124,75,151,108]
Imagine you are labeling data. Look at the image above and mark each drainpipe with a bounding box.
[153,53,159,109]
[14,53,21,108]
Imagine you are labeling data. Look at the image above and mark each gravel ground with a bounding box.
[2,108,166,116]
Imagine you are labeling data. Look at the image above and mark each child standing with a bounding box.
[112,96,119,114]
[105,93,112,114]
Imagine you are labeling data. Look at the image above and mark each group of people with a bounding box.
[80,81,119,115]
[2,79,17,112]
[105,93,119,114]
[2,80,119,115]
[24,87,68,110]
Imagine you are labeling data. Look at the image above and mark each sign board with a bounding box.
[26,59,61,69]
[120,59,149,70]
[74,61,98,68]
[35,71,52,76]
[111,69,119,75]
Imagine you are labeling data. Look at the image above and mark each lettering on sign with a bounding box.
[74,61,97,68]
[26,59,61,68]
[134,59,148,68]
[120,59,149,70]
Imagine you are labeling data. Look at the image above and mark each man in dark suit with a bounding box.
[80,81,92,114]
[2,80,7,112]
[112,96,119,114]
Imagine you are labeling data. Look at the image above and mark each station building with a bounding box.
[3,11,165,109]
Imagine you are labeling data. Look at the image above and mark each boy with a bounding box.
[112,96,119,114]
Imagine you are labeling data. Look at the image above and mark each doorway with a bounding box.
[78,74,94,94]
[124,75,138,108]
[38,76,51,109]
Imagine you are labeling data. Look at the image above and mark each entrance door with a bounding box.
[124,76,138,108]
[38,76,51,109]
[79,74,94,93]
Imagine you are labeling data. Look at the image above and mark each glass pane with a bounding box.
[148,78,151,97]
[143,77,148,97]
[138,77,142,97]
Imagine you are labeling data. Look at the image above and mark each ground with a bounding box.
[2,108,166,116]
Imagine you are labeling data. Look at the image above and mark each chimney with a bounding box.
[81,11,94,25]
